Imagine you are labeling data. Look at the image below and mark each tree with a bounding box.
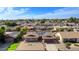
[20,26,28,34]
[56,28,64,32]
[1,26,6,31]
[53,19,59,22]
[67,17,78,23]
[14,34,23,43]
[41,19,46,23]
[15,26,21,31]
[67,28,73,32]
[4,21,17,26]
[0,26,6,43]
[14,26,28,43]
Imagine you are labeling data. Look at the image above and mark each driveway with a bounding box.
[45,44,58,51]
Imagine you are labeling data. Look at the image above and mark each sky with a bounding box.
[0,7,79,20]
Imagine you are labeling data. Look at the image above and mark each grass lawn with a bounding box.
[7,43,19,51]
[65,42,79,47]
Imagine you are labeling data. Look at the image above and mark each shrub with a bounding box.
[65,42,71,49]
[7,43,19,51]
[74,43,79,47]
[66,42,71,46]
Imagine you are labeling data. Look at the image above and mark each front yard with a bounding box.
[65,42,79,48]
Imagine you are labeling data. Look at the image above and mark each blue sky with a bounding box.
[0,7,79,19]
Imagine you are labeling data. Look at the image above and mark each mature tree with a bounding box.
[14,26,28,43]
[14,34,23,43]
[56,28,64,32]
[40,19,46,23]
[4,21,17,26]
[67,17,78,23]
[0,26,6,43]
[53,19,59,22]
[20,26,28,34]
[67,28,73,32]
[15,26,21,31]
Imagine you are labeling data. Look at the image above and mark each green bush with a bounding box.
[74,43,79,47]
[65,42,71,46]
[7,43,19,51]
[65,42,71,49]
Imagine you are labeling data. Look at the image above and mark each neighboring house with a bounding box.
[16,42,45,51]
[55,32,79,43]
[34,25,46,30]
[26,25,35,31]
[66,23,77,28]
[41,22,53,26]
[23,31,39,42]
[5,31,20,43]
[42,32,58,43]
[74,28,79,32]
[16,21,26,26]
[66,23,76,26]
[57,23,66,27]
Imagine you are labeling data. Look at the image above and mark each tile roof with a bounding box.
[5,31,19,38]
[42,32,56,39]
[59,32,79,38]
[23,32,39,38]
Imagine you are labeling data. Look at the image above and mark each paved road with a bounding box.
[0,43,11,51]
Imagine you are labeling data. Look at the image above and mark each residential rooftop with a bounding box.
[23,31,39,39]
[5,31,20,38]
[58,32,79,38]
[42,32,56,39]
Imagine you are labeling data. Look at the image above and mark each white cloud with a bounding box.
[0,7,6,13]
[0,7,79,19]
[0,7,30,19]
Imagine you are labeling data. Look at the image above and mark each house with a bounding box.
[23,31,39,42]
[66,23,76,26]
[16,42,45,51]
[26,25,35,31]
[55,32,79,43]
[42,32,59,43]
[5,31,20,43]
[34,25,46,30]
[16,21,26,26]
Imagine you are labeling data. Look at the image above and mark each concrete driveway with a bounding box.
[45,44,58,51]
